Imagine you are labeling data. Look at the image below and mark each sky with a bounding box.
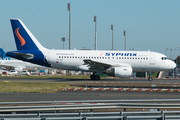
[0,0,180,59]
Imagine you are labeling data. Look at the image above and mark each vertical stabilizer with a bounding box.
[0,48,11,60]
[10,19,46,51]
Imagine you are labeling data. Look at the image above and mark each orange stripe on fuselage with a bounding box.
[100,52,103,56]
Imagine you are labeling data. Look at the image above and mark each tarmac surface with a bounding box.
[1,77,180,83]
[0,78,180,101]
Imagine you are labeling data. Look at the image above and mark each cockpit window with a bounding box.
[161,57,169,60]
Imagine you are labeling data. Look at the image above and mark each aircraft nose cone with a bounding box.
[170,61,176,69]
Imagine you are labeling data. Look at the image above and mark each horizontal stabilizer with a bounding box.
[11,52,34,59]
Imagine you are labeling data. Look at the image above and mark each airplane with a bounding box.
[0,48,11,60]
[0,48,50,71]
[6,19,176,81]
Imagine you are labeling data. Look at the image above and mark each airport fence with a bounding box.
[0,99,180,120]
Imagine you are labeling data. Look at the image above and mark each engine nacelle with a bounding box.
[76,65,89,71]
[106,66,132,77]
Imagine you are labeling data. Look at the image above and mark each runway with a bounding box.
[1,91,180,101]
[0,78,180,101]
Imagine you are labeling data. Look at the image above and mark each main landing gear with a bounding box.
[90,73,100,80]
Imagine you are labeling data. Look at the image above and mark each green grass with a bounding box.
[0,75,107,93]
[0,82,74,93]
[147,72,159,78]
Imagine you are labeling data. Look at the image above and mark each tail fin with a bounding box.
[10,19,45,51]
[0,48,11,60]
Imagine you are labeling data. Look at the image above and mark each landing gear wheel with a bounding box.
[90,75,100,80]
[90,75,95,80]
[148,77,153,81]
[95,75,100,80]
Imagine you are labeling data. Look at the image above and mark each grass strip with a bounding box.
[0,82,77,93]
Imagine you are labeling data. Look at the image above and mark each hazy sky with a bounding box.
[0,0,180,59]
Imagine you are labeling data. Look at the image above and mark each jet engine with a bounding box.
[106,65,132,77]
[76,65,89,71]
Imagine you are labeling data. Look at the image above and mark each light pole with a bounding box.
[170,48,173,59]
[94,16,97,50]
[129,48,134,51]
[111,24,113,50]
[61,37,65,50]
[174,48,177,60]
[67,2,71,50]
[165,48,169,56]
[124,30,126,51]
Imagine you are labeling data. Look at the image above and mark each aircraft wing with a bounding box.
[83,59,120,70]
[0,64,15,70]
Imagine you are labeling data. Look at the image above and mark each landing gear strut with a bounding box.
[90,73,100,80]
[148,72,153,81]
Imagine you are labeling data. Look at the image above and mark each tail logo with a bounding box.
[15,27,26,46]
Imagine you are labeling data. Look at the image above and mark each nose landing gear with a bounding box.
[148,72,153,81]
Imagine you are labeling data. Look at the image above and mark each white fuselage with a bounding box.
[44,50,176,72]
